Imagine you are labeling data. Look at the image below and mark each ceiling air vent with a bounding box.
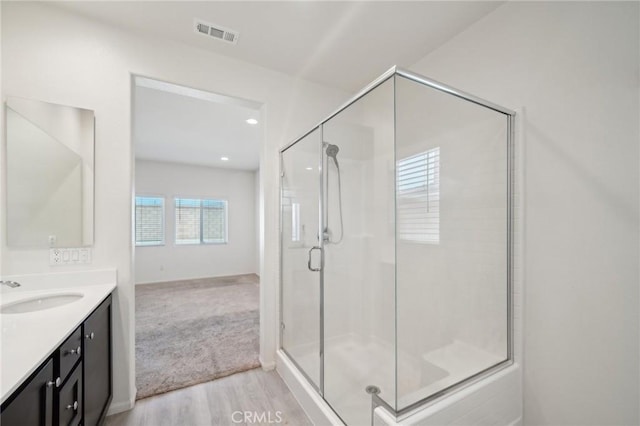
[194,19,239,45]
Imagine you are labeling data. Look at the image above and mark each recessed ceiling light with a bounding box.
[305,167,313,170]
[221,157,229,161]
[246,118,258,125]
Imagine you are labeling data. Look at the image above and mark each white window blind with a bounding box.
[397,147,440,244]
[291,202,301,242]
[135,196,164,246]
[175,198,227,244]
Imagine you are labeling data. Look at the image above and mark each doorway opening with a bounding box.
[132,76,263,399]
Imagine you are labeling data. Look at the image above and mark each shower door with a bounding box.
[321,77,396,426]
[280,128,323,390]
[280,67,514,425]
[280,78,397,425]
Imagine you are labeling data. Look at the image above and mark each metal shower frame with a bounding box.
[278,65,516,421]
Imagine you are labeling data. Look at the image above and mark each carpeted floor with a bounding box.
[135,274,260,400]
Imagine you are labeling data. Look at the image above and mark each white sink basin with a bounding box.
[1,293,84,314]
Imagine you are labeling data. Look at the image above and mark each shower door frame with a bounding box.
[279,125,326,396]
[278,65,516,420]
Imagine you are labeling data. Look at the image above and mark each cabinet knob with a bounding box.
[66,401,78,411]
[69,346,81,356]
[86,332,95,340]
[54,377,61,387]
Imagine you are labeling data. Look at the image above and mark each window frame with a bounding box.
[174,197,229,245]
[134,195,166,247]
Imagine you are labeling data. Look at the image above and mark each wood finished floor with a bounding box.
[106,368,312,426]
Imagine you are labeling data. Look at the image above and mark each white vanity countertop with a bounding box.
[0,269,116,404]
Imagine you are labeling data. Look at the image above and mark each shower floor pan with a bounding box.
[287,335,502,425]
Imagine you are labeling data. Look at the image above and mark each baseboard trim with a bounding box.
[135,273,259,286]
[260,356,276,371]
[507,416,523,426]
[107,396,135,416]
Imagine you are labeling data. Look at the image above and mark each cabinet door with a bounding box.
[83,295,112,426]
[1,358,54,426]
[58,362,82,426]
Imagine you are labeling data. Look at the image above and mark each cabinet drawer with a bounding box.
[58,326,82,383]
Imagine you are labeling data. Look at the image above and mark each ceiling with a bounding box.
[134,78,261,170]
[53,1,503,93]
[58,1,503,170]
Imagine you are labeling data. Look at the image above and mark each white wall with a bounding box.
[411,2,639,425]
[135,160,257,284]
[1,1,350,413]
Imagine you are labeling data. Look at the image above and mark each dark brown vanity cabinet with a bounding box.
[0,294,112,426]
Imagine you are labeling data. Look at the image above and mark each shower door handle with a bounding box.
[307,246,323,272]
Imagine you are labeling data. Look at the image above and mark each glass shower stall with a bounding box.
[279,67,514,425]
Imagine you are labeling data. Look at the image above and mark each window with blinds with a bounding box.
[175,198,227,244]
[291,202,301,242]
[397,147,440,244]
[135,196,165,246]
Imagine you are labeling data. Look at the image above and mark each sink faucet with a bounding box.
[0,280,21,288]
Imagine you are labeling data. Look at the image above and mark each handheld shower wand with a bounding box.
[325,144,340,169]
[324,143,343,244]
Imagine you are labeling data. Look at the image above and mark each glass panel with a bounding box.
[135,196,164,246]
[280,129,322,388]
[174,198,227,244]
[322,78,396,424]
[202,199,227,244]
[175,198,202,244]
[395,75,509,409]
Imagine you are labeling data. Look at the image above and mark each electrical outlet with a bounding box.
[50,248,92,266]
[50,249,62,265]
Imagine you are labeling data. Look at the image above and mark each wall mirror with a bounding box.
[6,96,94,247]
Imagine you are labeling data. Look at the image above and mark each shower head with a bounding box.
[326,144,339,158]
[325,144,340,168]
